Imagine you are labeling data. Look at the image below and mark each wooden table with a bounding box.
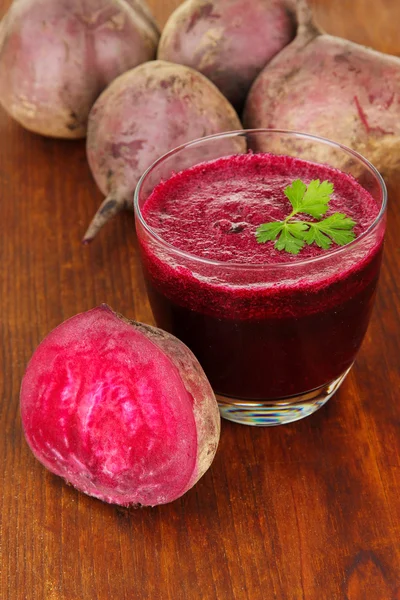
[1,1,400,598]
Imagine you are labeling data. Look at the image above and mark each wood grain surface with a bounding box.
[1,1,400,599]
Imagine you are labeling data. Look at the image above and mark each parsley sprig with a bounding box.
[256,179,356,255]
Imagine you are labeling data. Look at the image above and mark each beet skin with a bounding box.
[0,0,159,138]
[244,0,400,177]
[84,59,242,241]
[158,0,296,110]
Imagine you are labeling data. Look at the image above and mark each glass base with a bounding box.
[216,367,352,426]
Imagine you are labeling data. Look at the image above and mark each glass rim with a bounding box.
[133,128,387,270]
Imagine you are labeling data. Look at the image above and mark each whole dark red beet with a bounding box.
[20,305,220,507]
[0,0,159,138]
[84,60,242,242]
[244,0,400,176]
[158,0,296,110]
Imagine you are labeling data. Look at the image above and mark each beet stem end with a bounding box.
[296,0,321,38]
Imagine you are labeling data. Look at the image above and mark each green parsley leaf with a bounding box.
[311,213,357,246]
[255,178,357,254]
[302,224,332,249]
[275,222,308,255]
[256,221,284,243]
[283,179,307,212]
[299,179,334,218]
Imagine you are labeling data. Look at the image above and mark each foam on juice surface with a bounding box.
[142,153,379,266]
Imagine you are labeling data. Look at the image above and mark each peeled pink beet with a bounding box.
[158,0,296,110]
[244,0,400,176]
[20,305,221,507]
[84,59,243,242]
[0,0,159,139]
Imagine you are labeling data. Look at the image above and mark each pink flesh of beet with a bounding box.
[20,305,220,506]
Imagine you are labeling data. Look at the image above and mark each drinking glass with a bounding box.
[134,130,386,426]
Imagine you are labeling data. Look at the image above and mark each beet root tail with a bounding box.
[82,195,126,243]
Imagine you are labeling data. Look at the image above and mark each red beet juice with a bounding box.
[137,152,384,402]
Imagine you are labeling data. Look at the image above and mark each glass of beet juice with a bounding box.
[134,130,386,426]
